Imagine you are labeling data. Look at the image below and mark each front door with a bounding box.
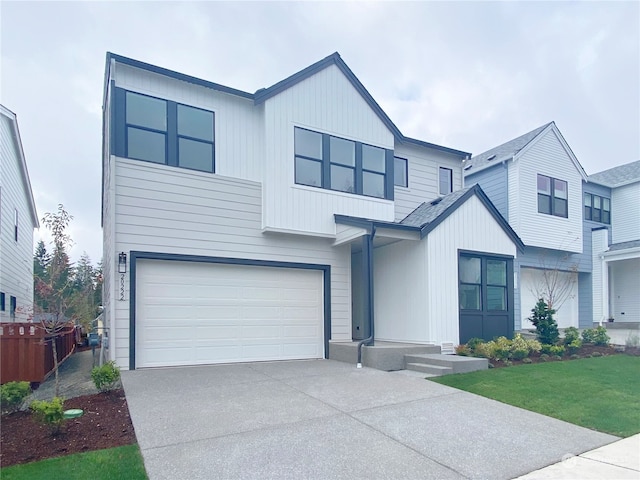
[458,252,514,343]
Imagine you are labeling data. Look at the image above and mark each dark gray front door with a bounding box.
[458,252,514,343]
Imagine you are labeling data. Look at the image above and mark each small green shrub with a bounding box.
[475,341,496,360]
[31,397,65,434]
[1,381,32,413]
[91,361,121,393]
[511,334,531,360]
[466,338,485,352]
[592,326,610,346]
[528,299,559,345]
[582,328,596,344]
[525,338,542,354]
[455,344,471,356]
[540,353,550,362]
[522,357,533,364]
[567,338,583,354]
[563,327,580,345]
[493,336,512,361]
[541,344,565,356]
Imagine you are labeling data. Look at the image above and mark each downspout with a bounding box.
[357,225,376,368]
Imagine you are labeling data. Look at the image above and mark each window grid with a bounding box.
[294,127,393,200]
[537,174,568,218]
[584,193,611,224]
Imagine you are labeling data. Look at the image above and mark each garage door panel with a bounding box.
[137,260,324,368]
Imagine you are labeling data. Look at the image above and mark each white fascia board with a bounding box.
[603,246,640,262]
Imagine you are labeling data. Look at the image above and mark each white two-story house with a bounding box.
[0,105,39,322]
[102,52,523,370]
[587,161,640,325]
[464,122,590,330]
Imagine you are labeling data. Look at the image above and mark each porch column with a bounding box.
[591,228,609,325]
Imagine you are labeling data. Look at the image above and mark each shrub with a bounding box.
[567,338,583,354]
[553,355,563,361]
[31,397,65,434]
[522,357,533,364]
[475,341,496,360]
[540,353,550,362]
[493,337,512,361]
[563,327,580,345]
[528,299,559,345]
[525,338,542,354]
[541,344,565,356]
[91,361,121,393]
[511,334,531,360]
[1,381,32,414]
[582,328,596,344]
[466,338,485,352]
[592,326,610,346]
[455,344,471,356]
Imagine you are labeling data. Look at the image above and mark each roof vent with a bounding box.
[464,165,473,171]
[430,198,443,206]
[486,154,496,161]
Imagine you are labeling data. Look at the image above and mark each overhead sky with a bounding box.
[1,1,638,264]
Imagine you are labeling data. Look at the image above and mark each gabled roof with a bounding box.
[464,123,551,173]
[588,160,640,188]
[335,184,524,251]
[105,52,470,158]
[0,105,39,228]
[464,122,588,181]
[401,184,524,250]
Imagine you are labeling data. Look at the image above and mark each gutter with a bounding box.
[357,225,376,368]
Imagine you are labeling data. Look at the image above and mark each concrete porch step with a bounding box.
[405,362,453,376]
[404,353,488,375]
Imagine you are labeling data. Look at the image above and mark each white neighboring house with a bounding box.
[102,52,523,371]
[0,105,39,322]
[463,122,589,330]
[588,160,640,325]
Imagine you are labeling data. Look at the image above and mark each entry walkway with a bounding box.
[122,360,619,480]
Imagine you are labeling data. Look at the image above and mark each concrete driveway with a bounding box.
[122,360,616,480]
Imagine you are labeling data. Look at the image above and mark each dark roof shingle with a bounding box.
[589,160,640,188]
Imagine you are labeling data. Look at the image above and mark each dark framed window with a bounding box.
[10,296,16,320]
[584,193,610,224]
[0,292,5,311]
[537,174,568,218]
[114,89,215,173]
[439,167,453,195]
[14,209,18,241]
[293,127,394,200]
[459,255,508,312]
[394,157,408,187]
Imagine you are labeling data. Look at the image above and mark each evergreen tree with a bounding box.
[528,298,559,345]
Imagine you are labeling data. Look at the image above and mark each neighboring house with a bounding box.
[464,122,590,330]
[0,105,39,322]
[588,160,640,325]
[102,52,523,370]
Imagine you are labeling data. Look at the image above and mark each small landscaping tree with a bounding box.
[529,298,559,345]
[30,397,66,435]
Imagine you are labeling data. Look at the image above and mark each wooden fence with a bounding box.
[0,322,77,384]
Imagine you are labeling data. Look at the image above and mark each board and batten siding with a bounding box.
[113,63,264,183]
[0,113,35,322]
[464,162,509,220]
[263,63,396,235]
[611,182,640,244]
[110,158,352,369]
[393,143,463,221]
[374,194,517,347]
[509,129,583,253]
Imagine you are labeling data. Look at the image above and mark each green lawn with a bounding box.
[0,445,147,480]
[431,355,640,437]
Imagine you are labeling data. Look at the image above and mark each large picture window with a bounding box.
[584,193,610,224]
[294,127,394,200]
[537,174,568,218]
[115,89,215,173]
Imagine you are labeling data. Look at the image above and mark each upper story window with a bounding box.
[439,167,453,195]
[10,296,16,320]
[537,174,568,218]
[114,89,215,173]
[584,193,610,224]
[0,292,5,311]
[14,209,18,242]
[394,157,408,187]
[294,127,394,200]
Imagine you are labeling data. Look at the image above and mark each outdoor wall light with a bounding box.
[118,252,127,274]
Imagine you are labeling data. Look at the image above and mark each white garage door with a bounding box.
[136,260,324,368]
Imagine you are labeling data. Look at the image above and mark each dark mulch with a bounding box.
[489,344,622,368]
[0,389,136,467]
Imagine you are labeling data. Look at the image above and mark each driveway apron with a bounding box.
[122,360,617,480]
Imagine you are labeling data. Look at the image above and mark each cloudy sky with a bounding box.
[1,1,638,264]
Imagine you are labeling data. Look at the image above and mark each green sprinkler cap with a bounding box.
[63,408,84,419]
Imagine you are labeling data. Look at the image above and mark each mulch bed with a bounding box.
[1,389,136,468]
[489,344,624,368]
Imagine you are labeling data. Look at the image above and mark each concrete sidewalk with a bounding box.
[122,360,619,480]
[515,434,640,479]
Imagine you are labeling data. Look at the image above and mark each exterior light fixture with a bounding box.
[118,252,127,274]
